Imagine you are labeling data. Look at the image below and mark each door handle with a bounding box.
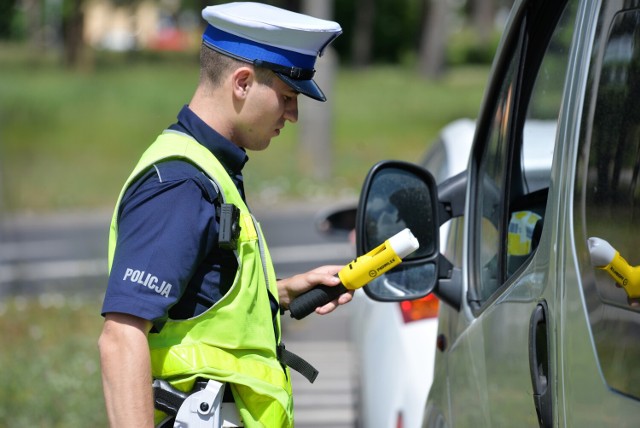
[529,301,552,427]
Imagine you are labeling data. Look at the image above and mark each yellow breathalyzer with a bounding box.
[289,228,419,319]
[588,237,640,299]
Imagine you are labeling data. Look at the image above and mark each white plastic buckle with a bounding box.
[174,380,242,427]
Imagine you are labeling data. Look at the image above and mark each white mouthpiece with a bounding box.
[588,237,616,267]
[388,228,420,259]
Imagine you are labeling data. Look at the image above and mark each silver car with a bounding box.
[354,0,640,426]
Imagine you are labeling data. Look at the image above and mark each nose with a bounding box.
[284,97,298,123]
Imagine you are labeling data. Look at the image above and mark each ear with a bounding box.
[231,67,254,100]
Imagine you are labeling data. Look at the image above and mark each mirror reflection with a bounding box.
[365,264,437,299]
[363,168,437,260]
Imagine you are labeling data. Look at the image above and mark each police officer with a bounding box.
[98,3,349,427]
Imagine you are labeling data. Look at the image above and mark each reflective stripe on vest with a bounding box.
[107,131,294,427]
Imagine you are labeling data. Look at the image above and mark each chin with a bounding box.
[251,141,271,151]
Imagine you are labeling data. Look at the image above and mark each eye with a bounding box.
[283,92,298,103]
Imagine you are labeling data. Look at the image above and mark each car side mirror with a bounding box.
[355,161,440,302]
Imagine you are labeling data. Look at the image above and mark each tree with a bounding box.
[62,0,86,69]
[471,0,495,43]
[351,0,375,67]
[418,0,448,77]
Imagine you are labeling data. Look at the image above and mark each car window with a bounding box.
[472,0,575,307]
[575,3,640,400]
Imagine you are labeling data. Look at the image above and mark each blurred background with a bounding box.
[0,0,511,425]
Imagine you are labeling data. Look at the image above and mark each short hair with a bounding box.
[199,44,275,88]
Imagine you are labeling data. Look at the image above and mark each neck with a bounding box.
[188,86,234,142]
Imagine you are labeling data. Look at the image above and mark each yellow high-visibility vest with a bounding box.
[108,131,294,427]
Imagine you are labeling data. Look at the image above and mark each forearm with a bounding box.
[99,314,154,428]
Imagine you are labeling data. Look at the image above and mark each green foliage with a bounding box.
[372,0,423,63]
[333,0,424,63]
[0,44,489,212]
[0,0,19,39]
[447,28,502,66]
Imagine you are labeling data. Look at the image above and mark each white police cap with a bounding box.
[202,2,342,102]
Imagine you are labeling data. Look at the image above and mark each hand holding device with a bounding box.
[288,228,420,319]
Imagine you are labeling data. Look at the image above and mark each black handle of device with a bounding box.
[289,283,348,320]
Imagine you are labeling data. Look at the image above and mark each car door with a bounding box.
[558,1,640,424]
[432,0,577,426]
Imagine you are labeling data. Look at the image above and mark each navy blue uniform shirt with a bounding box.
[102,105,252,332]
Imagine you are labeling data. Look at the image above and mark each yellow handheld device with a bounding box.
[289,228,419,319]
[588,237,640,299]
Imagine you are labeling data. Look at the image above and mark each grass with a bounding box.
[0,43,489,213]
[0,294,106,426]
[0,48,200,212]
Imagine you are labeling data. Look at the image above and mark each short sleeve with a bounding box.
[102,161,220,329]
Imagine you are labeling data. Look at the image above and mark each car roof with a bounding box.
[442,119,476,176]
[422,118,476,182]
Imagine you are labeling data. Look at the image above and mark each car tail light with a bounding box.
[399,294,439,323]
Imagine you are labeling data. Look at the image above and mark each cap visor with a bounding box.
[276,74,326,102]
